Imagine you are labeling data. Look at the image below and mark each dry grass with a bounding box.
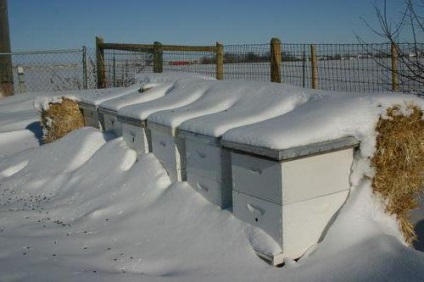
[41,98,84,143]
[372,104,424,244]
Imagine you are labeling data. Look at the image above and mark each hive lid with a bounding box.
[221,136,359,161]
[147,121,176,136]
[98,106,117,115]
[117,114,146,127]
[178,129,220,145]
[78,101,98,110]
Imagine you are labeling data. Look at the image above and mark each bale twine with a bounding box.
[371,104,424,244]
[41,97,85,143]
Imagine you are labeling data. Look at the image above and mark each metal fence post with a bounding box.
[311,44,319,89]
[17,65,26,93]
[216,42,224,80]
[391,42,399,91]
[96,36,106,88]
[270,38,281,83]
[302,49,306,88]
[153,42,163,73]
[112,55,116,87]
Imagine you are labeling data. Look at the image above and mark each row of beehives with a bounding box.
[75,80,358,265]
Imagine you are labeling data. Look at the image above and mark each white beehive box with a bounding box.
[175,81,313,208]
[116,77,217,162]
[98,107,122,135]
[222,137,359,265]
[97,78,185,136]
[148,122,186,182]
[78,102,101,129]
[118,115,151,155]
[75,85,142,130]
[180,131,232,208]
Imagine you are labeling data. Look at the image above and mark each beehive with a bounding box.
[78,102,101,129]
[98,107,122,135]
[118,115,151,155]
[180,131,232,208]
[77,84,142,130]
[222,137,359,265]
[149,122,186,182]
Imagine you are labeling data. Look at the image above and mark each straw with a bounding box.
[41,98,85,143]
[372,104,424,244]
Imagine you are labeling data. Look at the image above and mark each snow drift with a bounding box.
[1,75,424,281]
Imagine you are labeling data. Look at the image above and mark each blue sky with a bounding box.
[8,0,406,51]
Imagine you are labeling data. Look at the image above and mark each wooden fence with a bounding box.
[96,36,402,92]
[95,36,284,88]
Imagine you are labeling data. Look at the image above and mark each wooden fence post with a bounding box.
[153,41,163,73]
[391,42,399,91]
[216,42,224,80]
[270,38,281,83]
[82,46,88,89]
[311,44,318,89]
[96,36,106,88]
[0,0,13,96]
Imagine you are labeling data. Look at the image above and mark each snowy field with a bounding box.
[8,57,422,95]
[1,79,424,281]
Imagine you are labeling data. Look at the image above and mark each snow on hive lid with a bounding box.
[221,91,424,159]
[34,84,143,111]
[177,82,315,138]
[117,76,216,122]
[76,83,142,107]
[147,80,285,130]
[100,72,214,112]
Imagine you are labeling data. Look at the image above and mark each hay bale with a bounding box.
[372,104,424,244]
[41,97,84,143]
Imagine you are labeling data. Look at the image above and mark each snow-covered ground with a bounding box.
[1,81,424,281]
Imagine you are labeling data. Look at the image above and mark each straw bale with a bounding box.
[41,98,84,143]
[372,104,424,244]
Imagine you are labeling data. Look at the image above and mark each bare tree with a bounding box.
[361,0,424,93]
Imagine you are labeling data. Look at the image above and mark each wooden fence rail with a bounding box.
[96,37,227,88]
[95,36,286,88]
[96,36,401,91]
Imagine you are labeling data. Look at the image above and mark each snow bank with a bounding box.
[0,128,272,281]
[1,78,424,281]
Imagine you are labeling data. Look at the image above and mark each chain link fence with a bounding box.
[103,49,153,88]
[102,47,218,88]
[1,40,422,95]
[0,47,97,94]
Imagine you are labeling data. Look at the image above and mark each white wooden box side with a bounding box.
[151,130,186,169]
[185,138,231,181]
[187,173,232,208]
[233,190,349,259]
[232,148,353,205]
[281,148,353,204]
[122,123,151,154]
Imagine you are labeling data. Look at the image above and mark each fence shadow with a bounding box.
[26,121,44,145]
[413,220,424,252]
